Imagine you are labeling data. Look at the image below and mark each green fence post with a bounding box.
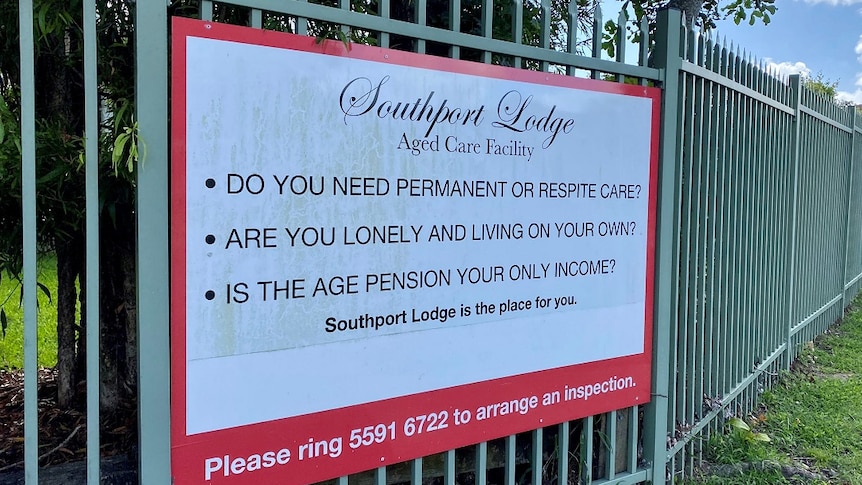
[784,74,802,369]
[644,7,684,484]
[83,0,101,482]
[135,1,171,483]
[18,0,38,482]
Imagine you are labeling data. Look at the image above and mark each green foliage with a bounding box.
[803,72,839,100]
[604,0,777,59]
[0,258,59,368]
[687,468,791,485]
[0,0,137,297]
[724,0,776,27]
[703,418,775,467]
[727,417,771,444]
[111,118,141,175]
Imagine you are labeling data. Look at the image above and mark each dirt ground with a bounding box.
[0,368,136,474]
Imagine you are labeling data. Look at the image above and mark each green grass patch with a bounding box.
[689,300,862,484]
[0,256,59,368]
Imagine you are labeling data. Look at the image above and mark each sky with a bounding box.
[596,0,862,104]
[714,0,862,105]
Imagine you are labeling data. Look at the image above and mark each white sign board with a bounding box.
[171,17,659,485]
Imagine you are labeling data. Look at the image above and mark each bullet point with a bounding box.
[205,178,216,188]
[205,290,215,300]
[205,234,216,245]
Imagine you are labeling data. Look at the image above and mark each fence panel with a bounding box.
[660,26,862,479]
[7,2,862,484]
[845,113,862,298]
[790,86,854,348]
[661,29,798,478]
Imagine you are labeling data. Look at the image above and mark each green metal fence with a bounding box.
[7,1,862,484]
[660,20,862,480]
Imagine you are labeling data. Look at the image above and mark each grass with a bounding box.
[0,256,60,368]
[688,299,862,484]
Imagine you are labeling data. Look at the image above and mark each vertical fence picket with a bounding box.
[475,442,487,484]
[19,0,38,480]
[449,0,460,58]
[705,34,722,418]
[565,0,577,75]
[504,435,516,485]
[614,9,626,82]
[135,0,172,482]
[83,0,101,482]
[415,0,426,53]
[539,0,550,71]
[557,421,570,480]
[410,457,422,485]
[581,416,594,483]
[644,8,684,485]
[202,0,214,20]
[378,0,389,47]
[481,0,492,63]
[511,0,523,67]
[590,4,602,79]
[250,8,262,27]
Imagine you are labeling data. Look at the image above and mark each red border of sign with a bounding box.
[171,16,661,485]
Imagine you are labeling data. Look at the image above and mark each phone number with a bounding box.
[348,411,450,450]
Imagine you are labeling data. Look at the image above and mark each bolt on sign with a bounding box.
[171,17,660,485]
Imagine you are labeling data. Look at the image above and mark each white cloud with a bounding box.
[836,89,862,104]
[841,38,862,105]
[764,59,812,79]
[836,73,862,105]
[800,0,862,5]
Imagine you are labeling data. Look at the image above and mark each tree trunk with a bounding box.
[55,238,82,409]
[98,201,137,414]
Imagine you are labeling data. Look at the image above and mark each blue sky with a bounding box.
[598,0,862,104]
[714,0,862,104]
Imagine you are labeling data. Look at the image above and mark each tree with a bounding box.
[622,0,777,30]
[0,0,138,413]
[600,0,778,60]
[804,72,839,99]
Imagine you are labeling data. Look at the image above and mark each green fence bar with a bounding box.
[135,0,172,482]
[410,457,422,484]
[83,0,101,482]
[644,8,684,485]
[18,0,38,481]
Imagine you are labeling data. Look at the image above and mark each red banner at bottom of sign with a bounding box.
[171,355,651,485]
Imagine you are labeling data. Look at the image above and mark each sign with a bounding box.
[171,17,660,485]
